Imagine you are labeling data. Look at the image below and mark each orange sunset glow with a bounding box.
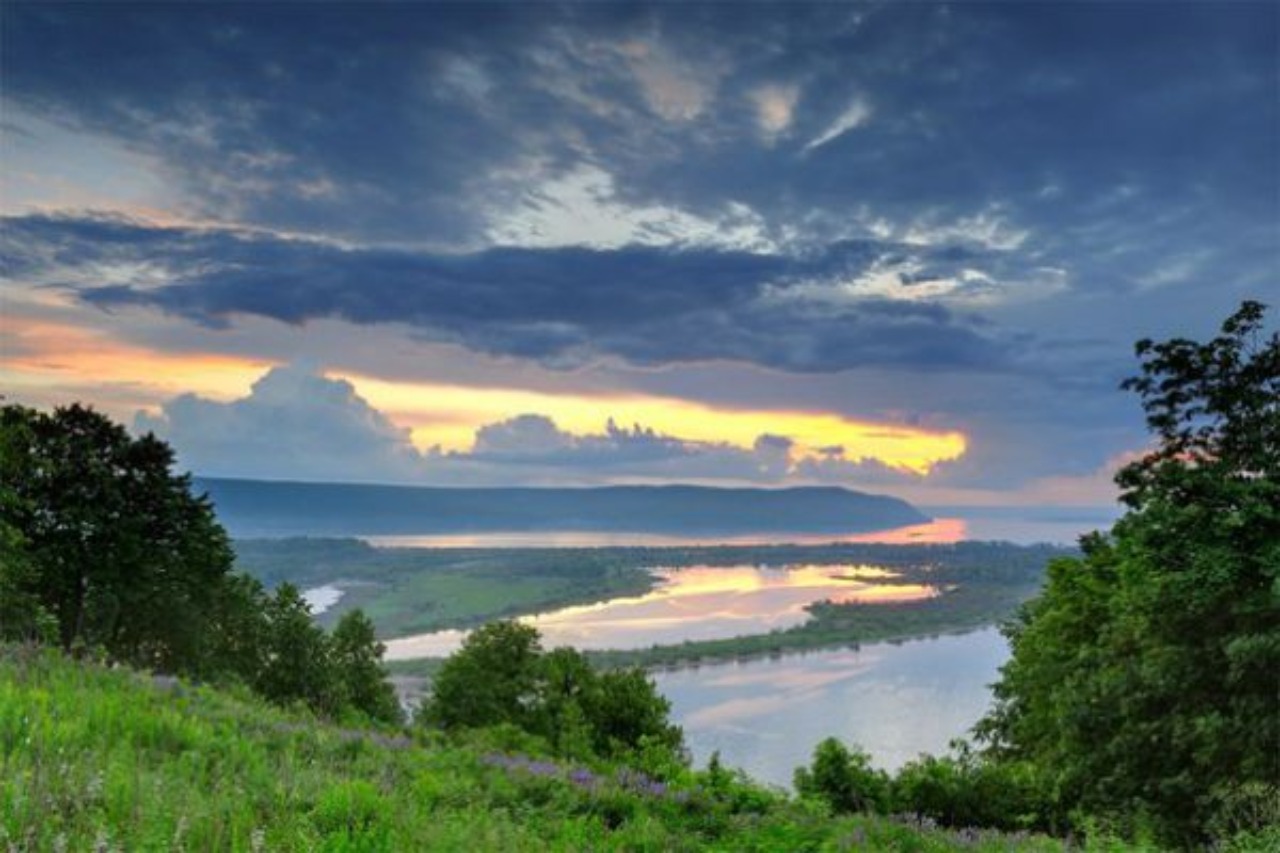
[348,372,967,475]
[2,320,967,477]
[2,319,272,402]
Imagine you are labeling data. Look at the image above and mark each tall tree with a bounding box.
[330,609,402,725]
[1,404,237,675]
[979,302,1280,845]
[255,582,336,714]
[422,620,542,730]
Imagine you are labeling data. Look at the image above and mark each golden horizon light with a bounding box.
[1,319,966,477]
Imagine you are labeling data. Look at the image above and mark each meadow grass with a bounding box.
[0,645,1079,852]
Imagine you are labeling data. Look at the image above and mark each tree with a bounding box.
[0,404,239,675]
[534,646,598,759]
[331,609,402,725]
[255,582,336,715]
[422,620,542,730]
[794,737,890,815]
[979,302,1280,845]
[583,667,683,760]
[421,621,686,765]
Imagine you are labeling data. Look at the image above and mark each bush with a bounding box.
[794,737,891,815]
[420,621,684,768]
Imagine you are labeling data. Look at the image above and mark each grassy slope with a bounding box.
[0,647,1070,852]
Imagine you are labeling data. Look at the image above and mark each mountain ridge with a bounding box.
[195,477,929,538]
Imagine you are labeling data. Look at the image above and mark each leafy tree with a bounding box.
[331,609,402,725]
[583,666,683,760]
[892,744,1049,832]
[421,621,685,765]
[0,404,239,675]
[979,301,1279,845]
[794,737,890,815]
[254,582,336,714]
[422,620,542,730]
[0,518,56,643]
[534,646,598,759]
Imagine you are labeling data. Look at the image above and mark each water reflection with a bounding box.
[363,519,970,549]
[654,628,1009,787]
[841,518,968,544]
[382,565,935,660]
[362,511,1111,549]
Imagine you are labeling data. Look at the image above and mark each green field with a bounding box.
[2,646,1084,852]
[234,540,663,637]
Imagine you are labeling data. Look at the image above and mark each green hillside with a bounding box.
[1,646,1067,852]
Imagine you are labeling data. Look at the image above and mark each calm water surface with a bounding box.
[363,510,1114,549]
[382,565,934,660]
[655,628,1009,788]
[362,511,1098,780]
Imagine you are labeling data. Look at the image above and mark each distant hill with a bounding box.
[194,478,928,538]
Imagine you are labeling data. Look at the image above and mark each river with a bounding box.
[331,507,1111,782]
[653,627,1008,787]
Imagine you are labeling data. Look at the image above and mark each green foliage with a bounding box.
[979,302,1280,846]
[1,646,1067,851]
[794,737,891,815]
[422,621,683,768]
[892,744,1049,833]
[331,610,403,725]
[584,667,683,760]
[0,404,401,727]
[255,582,339,715]
[424,620,543,730]
[0,403,237,675]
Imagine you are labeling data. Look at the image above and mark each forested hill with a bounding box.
[195,478,928,538]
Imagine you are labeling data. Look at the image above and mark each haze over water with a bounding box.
[363,509,1116,550]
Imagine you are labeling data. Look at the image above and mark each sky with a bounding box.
[1,1,1276,506]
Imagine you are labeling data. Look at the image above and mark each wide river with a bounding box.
[654,627,1008,788]
[370,562,1008,788]
[382,564,935,660]
[354,509,1111,785]
[362,508,1116,549]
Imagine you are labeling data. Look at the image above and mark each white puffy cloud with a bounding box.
[472,414,576,459]
[136,363,424,483]
[137,364,927,489]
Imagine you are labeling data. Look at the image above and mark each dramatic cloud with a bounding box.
[4,212,1030,373]
[140,364,929,488]
[137,363,422,483]
[2,2,1274,501]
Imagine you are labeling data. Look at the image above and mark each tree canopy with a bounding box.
[1,404,235,674]
[978,301,1279,845]
[422,620,684,766]
[1,403,401,725]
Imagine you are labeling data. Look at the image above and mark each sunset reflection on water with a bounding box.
[365,517,970,549]
[841,517,968,544]
[382,564,936,660]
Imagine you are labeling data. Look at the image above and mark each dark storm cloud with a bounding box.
[3,1,1274,287]
[3,2,1275,495]
[3,212,1016,372]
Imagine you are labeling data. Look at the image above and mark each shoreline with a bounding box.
[384,579,1037,681]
